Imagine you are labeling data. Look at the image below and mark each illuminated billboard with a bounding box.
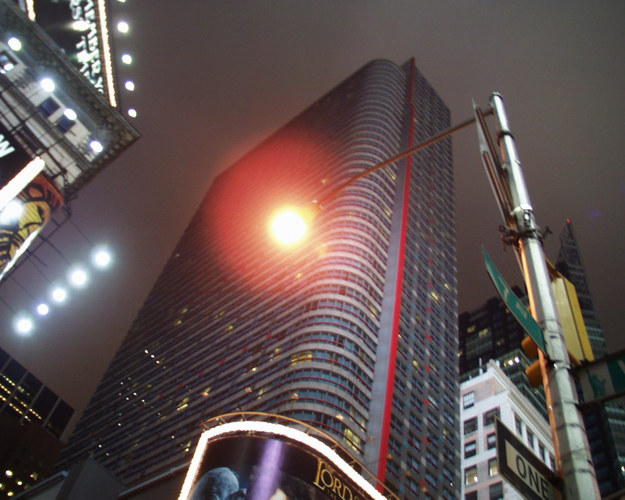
[22,0,117,107]
[0,172,64,280]
[179,420,390,500]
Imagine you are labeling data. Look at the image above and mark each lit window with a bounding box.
[463,392,475,409]
[489,457,498,476]
[464,465,478,485]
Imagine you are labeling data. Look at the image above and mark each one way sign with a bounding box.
[496,418,562,500]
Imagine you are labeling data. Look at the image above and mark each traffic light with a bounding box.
[522,336,543,388]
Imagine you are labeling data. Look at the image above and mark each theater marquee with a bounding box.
[178,420,389,500]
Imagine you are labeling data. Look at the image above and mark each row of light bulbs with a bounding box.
[12,246,113,336]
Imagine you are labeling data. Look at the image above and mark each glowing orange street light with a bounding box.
[270,202,321,245]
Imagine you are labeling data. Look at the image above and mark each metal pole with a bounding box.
[490,93,600,499]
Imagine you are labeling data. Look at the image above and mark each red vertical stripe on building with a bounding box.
[377,59,417,484]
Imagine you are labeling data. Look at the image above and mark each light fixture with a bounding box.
[40,77,55,92]
[121,53,132,64]
[89,140,103,153]
[7,37,21,51]
[64,108,77,121]
[68,266,89,288]
[51,286,68,304]
[127,108,137,118]
[92,246,112,269]
[117,21,129,33]
[124,80,135,91]
[36,303,49,316]
[14,315,33,335]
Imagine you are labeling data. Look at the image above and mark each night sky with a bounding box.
[1,2,624,422]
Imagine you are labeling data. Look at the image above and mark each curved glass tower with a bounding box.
[57,59,459,498]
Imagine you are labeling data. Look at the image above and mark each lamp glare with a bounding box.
[40,78,55,92]
[69,267,89,288]
[93,248,112,268]
[15,316,33,335]
[8,38,22,51]
[272,209,307,245]
[36,303,49,316]
[51,287,67,303]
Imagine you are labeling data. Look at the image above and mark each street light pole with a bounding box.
[489,93,600,499]
[271,94,601,498]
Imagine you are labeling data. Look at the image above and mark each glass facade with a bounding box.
[0,346,74,438]
[56,59,459,497]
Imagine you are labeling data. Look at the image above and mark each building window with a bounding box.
[487,432,496,450]
[0,51,17,73]
[489,457,498,476]
[463,392,475,409]
[464,465,478,485]
[515,414,523,436]
[38,96,60,117]
[539,442,547,462]
[56,115,75,133]
[483,407,500,426]
[464,440,477,458]
[489,481,503,500]
[527,429,535,450]
[464,417,477,435]
[465,492,478,500]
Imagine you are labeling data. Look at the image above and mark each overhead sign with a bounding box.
[496,418,561,500]
[576,349,625,405]
[482,247,546,353]
[24,0,116,106]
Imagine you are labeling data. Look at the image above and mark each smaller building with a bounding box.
[0,346,75,497]
[460,360,555,500]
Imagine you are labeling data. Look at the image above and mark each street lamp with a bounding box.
[271,94,600,499]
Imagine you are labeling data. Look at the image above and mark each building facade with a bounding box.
[57,59,460,498]
[458,286,548,422]
[460,360,555,500]
[0,345,75,497]
[0,0,139,280]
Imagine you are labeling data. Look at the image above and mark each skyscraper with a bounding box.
[57,59,459,498]
[556,220,625,495]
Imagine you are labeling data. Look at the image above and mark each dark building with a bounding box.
[457,285,548,422]
[57,59,460,498]
[555,220,625,495]
[0,346,75,497]
[459,220,625,496]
